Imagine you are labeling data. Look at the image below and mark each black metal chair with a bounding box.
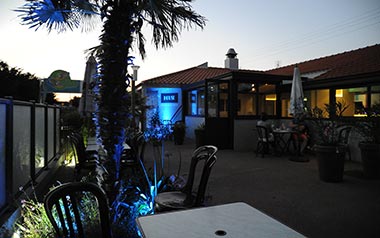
[69,133,98,179]
[122,132,146,164]
[137,134,146,162]
[154,145,218,212]
[133,132,146,162]
[44,182,112,238]
[338,126,352,160]
[256,125,275,157]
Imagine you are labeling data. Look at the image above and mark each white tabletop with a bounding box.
[273,129,292,134]
[137,202,305,238]
[85,144,100,152]
[123,142,131,150]
[87,137,97,145]
[85,142,130,152]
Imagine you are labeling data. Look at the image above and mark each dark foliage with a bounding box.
[0,60,40,101]
[45,93,57,105]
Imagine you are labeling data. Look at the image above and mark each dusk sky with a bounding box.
[1,0,379,100]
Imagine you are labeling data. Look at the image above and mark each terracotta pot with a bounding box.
[359,142,380,179]
[314,145,345,182]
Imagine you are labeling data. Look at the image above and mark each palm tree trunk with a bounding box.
[97,1,135,181]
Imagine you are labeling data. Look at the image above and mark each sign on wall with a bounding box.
[161,93,178,103]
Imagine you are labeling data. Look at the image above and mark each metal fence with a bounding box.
[0,98,60,214]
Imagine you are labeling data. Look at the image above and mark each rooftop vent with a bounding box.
[225,48,238,69]
[197,62,208,68]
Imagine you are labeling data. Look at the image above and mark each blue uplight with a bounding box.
[147,87,182,123]
[111,160,162,237]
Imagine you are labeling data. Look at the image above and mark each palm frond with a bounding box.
[138,0,206,51]
[15,0,100,32]
[85,44,103,58]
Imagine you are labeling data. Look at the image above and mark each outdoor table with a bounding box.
[121,142,134,164]
[86,143,130,153]
[287,131,310,162]
[136,202,306,238]
[85,144,100,153]
[87,137,97,145]
[272,129,292,155]
[123,142,131,150]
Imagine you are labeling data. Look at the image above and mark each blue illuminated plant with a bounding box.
[144,109,171,145]
[111,160,162,238]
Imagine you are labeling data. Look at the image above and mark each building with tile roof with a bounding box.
[141,64,231,87]
[142,44,380,86]
[140,45,380,151]
[266,44,380,80]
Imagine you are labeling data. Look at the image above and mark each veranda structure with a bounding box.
[140,45,380,151]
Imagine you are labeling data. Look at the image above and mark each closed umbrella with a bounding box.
[289,66,305,117]
[289,66,308,162]
[79,55,97,117]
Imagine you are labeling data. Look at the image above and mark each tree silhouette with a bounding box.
[45,93,57,105]
[0,60,39,101]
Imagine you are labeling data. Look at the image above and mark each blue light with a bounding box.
[111,160,163,237]
[147,87,182,122]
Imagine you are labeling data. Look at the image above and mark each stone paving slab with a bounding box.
[52,138,380,238]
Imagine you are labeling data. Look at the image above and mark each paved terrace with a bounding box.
[51,138,380,238]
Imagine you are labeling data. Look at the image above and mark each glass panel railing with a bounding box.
[35,106,45,173]
[0,103,6,209]
[13,105,31,192]
[47,107,54,162]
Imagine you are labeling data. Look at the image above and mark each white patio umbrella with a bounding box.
[288,66,309,162]
[289,66,305,118]
[79,55,97,117]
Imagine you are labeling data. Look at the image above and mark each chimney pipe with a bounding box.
[224,48,239,69]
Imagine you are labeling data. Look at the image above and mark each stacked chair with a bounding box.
[68,132,98,180]
[154,145,218,212]
[122,132,146,165]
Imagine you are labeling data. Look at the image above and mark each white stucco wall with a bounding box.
[144,87,182,124]
[233,119,258,151]
[185,116,205,139]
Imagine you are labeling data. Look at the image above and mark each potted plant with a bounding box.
[173,121,186,145]
[194,122,206,148]
[310,103,349,182]
[144,110,171,146]
[354,104,380,179]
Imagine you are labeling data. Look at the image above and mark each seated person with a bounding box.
[289,116,309,155]
[257,112,274,141]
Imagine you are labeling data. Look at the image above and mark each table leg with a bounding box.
[288,132,309,162]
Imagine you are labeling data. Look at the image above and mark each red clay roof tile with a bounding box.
[266,44,380,79]
[142,44,380,86]
[142,66,231,86]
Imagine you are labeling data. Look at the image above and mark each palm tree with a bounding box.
[17,0,205,181]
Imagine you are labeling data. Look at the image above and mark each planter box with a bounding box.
[359,142,380,179]
[195,129,206,148]
[315,145,345,182]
